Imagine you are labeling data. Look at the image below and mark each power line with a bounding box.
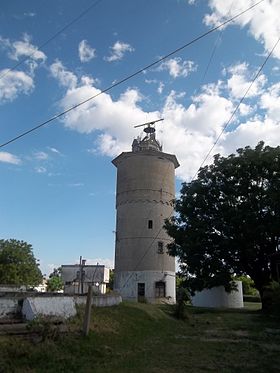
[191,35,280,181]
[119,33,280,293]
[0,0,103,81]
[0,0,264,149]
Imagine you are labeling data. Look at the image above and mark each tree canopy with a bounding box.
[0,239,42,287]
[165,142,280,302]
[47,267,63,292]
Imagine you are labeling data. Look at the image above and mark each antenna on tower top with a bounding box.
[134,118,164,134]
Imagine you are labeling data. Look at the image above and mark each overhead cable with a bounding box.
[119,33,280,290]
[191,35,280,181]
[0,0,265,149]
[0,0,103,81]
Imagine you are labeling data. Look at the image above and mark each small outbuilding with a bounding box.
[61,263,110,295]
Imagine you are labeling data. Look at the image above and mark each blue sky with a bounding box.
[0,0,279,276]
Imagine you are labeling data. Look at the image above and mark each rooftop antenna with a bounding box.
[134,118,164,134]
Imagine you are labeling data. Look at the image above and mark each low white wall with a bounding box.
[0,285,26,292]
[0,298,19,319]
[15,294,123,321]
[192,281,243,308]
[22,297,77,321]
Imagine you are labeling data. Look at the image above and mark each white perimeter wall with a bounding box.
[192,281,244,308]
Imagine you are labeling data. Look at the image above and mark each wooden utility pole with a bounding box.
[83,285,93,336]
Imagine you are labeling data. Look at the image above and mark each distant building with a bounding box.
[61,264,110,295]
[112,120,179,303]
[34,279,48,292]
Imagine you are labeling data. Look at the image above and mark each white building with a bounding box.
[112,121,179,303]
[61,264,110,295]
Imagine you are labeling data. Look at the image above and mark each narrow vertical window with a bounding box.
[148,220,153,229]
[157,241,164,254]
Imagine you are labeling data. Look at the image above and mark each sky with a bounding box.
[0,0,280,276]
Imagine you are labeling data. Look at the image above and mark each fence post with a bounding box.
[83,285,93,336]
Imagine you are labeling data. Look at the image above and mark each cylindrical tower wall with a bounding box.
[112,150,179,303]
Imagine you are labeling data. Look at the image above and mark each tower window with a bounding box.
[148,220,153,229]
[157,241,164,254]
[155,281,166,298]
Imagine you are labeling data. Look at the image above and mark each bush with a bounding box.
[27,316,61,341]
[262,281,280,316]
[174,287,189,320]
[236,275,259,296]
[243,295,261,303]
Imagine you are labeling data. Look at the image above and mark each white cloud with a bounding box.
[222,118,280,155]
[48,147,61,154]
[7,33,46,63]
[104,41,134,62]
[49,60,78,89]
[260,82,280,122]
[0,34,46,102]
[52,64,280,181]
[225,62,266,99]
[34,151,48,160]
[59,79,155,155]
[0,36,10,49]
[0,69,34,103]
[159,57,197,78]
[35,166,47,173]
[23,12,36,17]
[68,182,84,187]
[204,0,280,59]
[159,88,233,179]
[78,40,96,63]
[238,102,253,116]
[86,258,114,269]
[0,152,21,165]
[158,81,165,94]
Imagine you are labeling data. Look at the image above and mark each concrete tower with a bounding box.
[112,120,179,303]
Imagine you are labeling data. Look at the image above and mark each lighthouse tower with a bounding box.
[112,120,179,303]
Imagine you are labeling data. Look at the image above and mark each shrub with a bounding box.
[174,287,189,320]
[262,281,280,316]
[236,275,259,296]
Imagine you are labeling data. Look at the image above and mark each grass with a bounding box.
[0,302,279,373]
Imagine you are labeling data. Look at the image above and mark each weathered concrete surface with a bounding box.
[0,285,26,292]
[192,281,244,308]
[114,271,175,303]
[75,293,122,307]
[0,298,20,319]
[22,297,77,321]
[112,146,179,304]
[1,293,122,321]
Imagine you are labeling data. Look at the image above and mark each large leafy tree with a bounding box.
[165,142,280,305]
[47,267,63,292]
[0,239,42,287]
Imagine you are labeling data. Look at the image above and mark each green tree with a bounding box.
[235,275,259,296]
[108,269,114,291]
[165,142,280,307]
[0,239,42,286]
[47,267,63,292]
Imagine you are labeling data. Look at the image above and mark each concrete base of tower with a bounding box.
[114,270,176,304]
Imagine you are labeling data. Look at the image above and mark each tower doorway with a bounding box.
[137,283,145,302]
